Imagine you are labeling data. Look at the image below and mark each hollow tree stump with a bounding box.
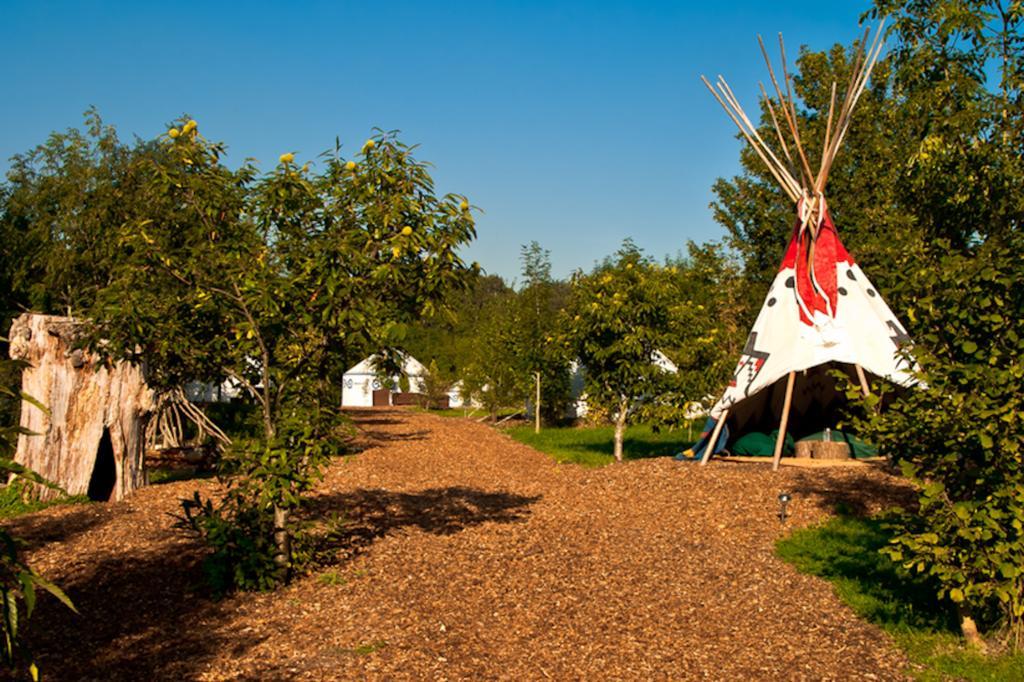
[8,313,154,501]
[794,440,851,460]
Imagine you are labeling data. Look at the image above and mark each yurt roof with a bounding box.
[344,353,427,377]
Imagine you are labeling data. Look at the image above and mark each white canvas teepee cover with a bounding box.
[691,21,914,466]
[709,204,914,421]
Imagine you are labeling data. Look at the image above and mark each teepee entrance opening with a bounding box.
[725,363,856,443]
[87,428,117,502]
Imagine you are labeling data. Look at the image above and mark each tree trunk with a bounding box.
[613,398,628,463]
[8,313,154,501]
[959,605,986,651]
[258,400,291,580]
[273,503,290,579]
[534,372,541,434]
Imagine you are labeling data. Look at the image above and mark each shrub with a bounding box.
[850,240,1024,649]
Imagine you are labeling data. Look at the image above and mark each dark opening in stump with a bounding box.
[9,313,153,501]
[87,428,116,502]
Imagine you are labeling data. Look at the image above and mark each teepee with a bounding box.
[690,22,916,469]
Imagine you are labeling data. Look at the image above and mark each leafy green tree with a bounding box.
[511,242,571,429]
[418,359,454,410]
[844,0,1024,649]
[454,245,570,425]
[561,241,687,461]
[850,240,1024,649]
[459,285,525,421]
[664,241,750,408]
[83,122,476,588]
[403,273,512,377]
[871,0,1022,252]
[0,109,148,319]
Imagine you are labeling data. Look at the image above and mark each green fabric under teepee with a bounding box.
[731,430,795,457]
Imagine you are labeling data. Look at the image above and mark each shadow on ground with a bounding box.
[306,486,540,564]
[788,468,917,516]
[356,428,430,444]
[350,417,406,427]
[343,409,431,447]
[25,540,248,681]
[5,504,110,550]
[21,486,537,680]
[776,513,957,632]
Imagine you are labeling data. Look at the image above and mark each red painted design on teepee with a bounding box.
[778,209,856,326]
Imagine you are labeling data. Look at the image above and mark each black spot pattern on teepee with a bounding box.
[767,297,777,306]
[867,289,877,297]
[785,276,795,288]
[846,269,856,281]
[838,287,848,296]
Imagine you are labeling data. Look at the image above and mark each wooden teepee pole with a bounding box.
[817,21,887,190]
[854,364,872,397]
[771,372,796,471]
[699,409,730,466]
[817,82,838,193]
[757,35,815,190]
[777,34,817,190]
[701,76,801,201]
[759,82,797,173]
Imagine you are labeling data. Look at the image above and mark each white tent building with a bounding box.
[184,378,243,403]
[446,380,477,409]
[341,353,428,407]
[568,350,680,419]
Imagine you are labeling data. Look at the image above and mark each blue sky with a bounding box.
[2,1,876,282]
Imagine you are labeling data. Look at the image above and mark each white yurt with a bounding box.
[341,353,428,407]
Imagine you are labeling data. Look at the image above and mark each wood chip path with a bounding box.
[12,408,913,680]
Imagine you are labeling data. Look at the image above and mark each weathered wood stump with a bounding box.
[8,313,154,501]
[795,440,851,460]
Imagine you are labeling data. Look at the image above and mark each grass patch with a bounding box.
[0,482,89,519]
[506,422,698,466]
[776,513,1024,680]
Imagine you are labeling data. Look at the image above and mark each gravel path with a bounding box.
[13,408,912,680]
